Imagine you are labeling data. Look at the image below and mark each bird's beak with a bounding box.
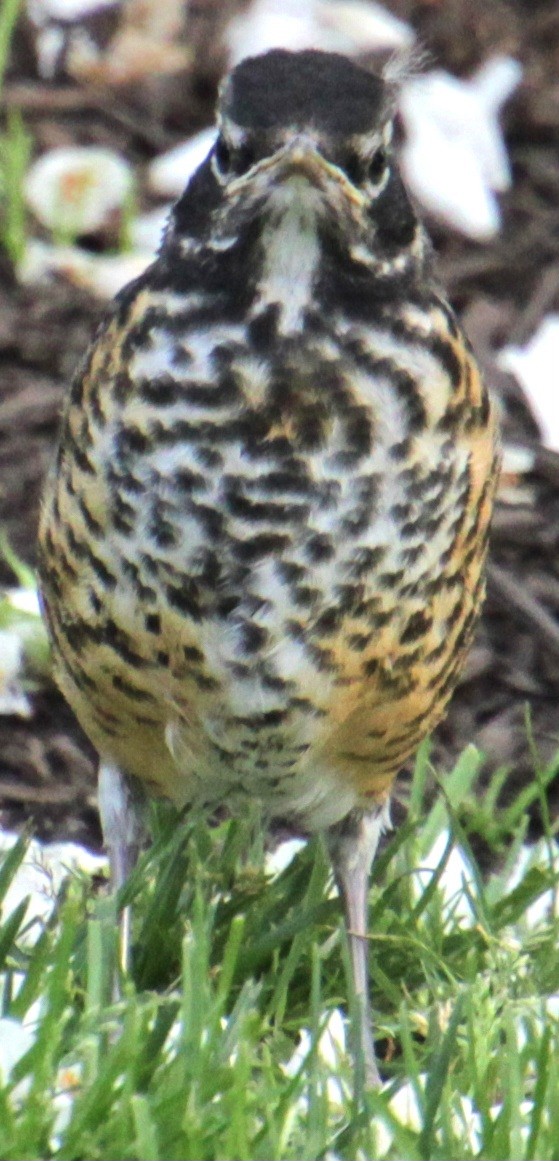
[227,135,366,209]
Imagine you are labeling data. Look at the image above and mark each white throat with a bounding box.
[255,179,320,334]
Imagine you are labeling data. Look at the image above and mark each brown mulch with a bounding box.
[2,0,559,848]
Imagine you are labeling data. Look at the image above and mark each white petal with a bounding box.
[42,841,108,881]
[0,831,107,945]
[399,60,521,238]
[498,316,559,452]
[148,130,217,198]
[502,838,559,929]
[227,2,320,63]
[34,26,66,79]
[473,56,523,115]
[0,1017,36,1083]
[401,128,501,240]
[318,1008,346,1068]
[320,1,414,53]
[19,240,151,299]
[227,0,413,65]
[28,0,117,21]
[0,632,31,717]
[130,206,172,254]
[5,589,42,617]
[25,146,133,235]
[388,1077,424,1130]
[264,838,305,876]
[411,830,477,928]
[0,632,24,686]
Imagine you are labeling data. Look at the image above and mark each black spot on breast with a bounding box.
[184,645,204,663]
[225,490,308,524]
[166,582,202,619]
[276,560,306,584]
[305,534,334,563]
[401,610,433,644]
[348,632,371,651]
[247,305,280,349]
[172,468,207,493]
[313,607,341,635]
[292,585,320,607]
[78,497,103,536]
[188,502,224,539]
[195,446,224,470]
[235,532,291,562]
[389,438,413,462]
[138,375,183,406]
[428,335,463,392]
[239,621,268,654]
[112,674,153,702]
[72,443,96,475]
[89,588,102,614]
[348,545,386,579]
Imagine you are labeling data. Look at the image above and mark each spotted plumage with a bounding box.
[38,48,499,1085]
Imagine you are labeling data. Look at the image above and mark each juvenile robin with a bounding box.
[38,48,499,1086]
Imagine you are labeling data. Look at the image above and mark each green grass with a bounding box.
[1,744,559,1160]
[0,108,31,266]
[0,0,31,267]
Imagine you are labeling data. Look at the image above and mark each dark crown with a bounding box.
[220,49,389,137]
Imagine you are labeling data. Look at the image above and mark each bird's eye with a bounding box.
[341,151,363,186]
[235,144,256,175]
[367,148,387,184]
[215,136,232,175]
[214,137,256,178]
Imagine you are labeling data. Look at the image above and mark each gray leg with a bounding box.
[326,805,388,1089]
[98,761,144,976]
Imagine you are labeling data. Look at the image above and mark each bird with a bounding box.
[38,47,499,1087]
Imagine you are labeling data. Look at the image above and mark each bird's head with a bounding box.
[165,49,429,319]
[213,49,393,226]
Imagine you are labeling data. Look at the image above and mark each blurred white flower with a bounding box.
[0,586,51,689]
[490,1098,534,1143]
[0,631,31,717]
[148,130,217,199]
[0,971,27,1013]
[4,589,41,617]
[515,995,559,1053]
[0,1009,82,1144]
[498,316,559,452]
[320,1,414,55]
[501,837,559,930]
[400,56,522,240]
[0,1017,35,1086]
[282,1007,350,1108]
[25,146,133,236]
[130,206,171,254]
[19,240,151,299]
[49,1062,83,1149]
[264,838,305,877]
[0,830,107,944]
[227,0,413,64]
[27,0,117,21]
[411,830,477,929]
[386,1076,423,1140]
[372,1078,481,1157]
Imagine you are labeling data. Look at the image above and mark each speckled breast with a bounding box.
[39,283,498,831]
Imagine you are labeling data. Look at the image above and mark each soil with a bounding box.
[2,0,559,850]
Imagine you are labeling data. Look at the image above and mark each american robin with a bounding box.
[38,48,499,1086]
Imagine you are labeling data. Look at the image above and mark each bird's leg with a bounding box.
[326,805,388,1090]
[98,761,145,979]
